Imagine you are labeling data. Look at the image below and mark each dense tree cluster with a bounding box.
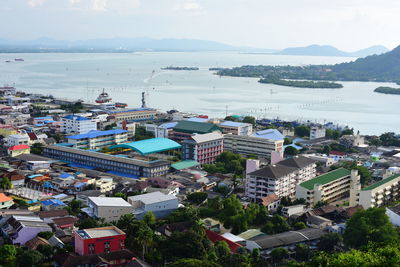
[259,76,343,88]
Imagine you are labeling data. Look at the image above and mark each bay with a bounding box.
[0,52,398,135]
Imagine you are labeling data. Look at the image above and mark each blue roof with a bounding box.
[59,173,72,179]
[75,182,86,188]
[28,174,44,179]
[186,117,209,123]
[106,170,139,179]
[284,144,303,150]
[160,122,178,129]
[220,121,247,127]
[68,163,96,170]
[53,194,68,199]
[41,199,66,206]
[62,115,90,121]
[43,181,54,189]
[67,129,127,140]
[34,116,53,120]
[251,129,284,141]
[110,138,181,155]
[56,143,75,147]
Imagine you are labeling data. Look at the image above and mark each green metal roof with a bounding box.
[110,138,181,155]
[362,173,400,191]
[299,168,351,190]
[171,160,199,170]
[173,120,221,134]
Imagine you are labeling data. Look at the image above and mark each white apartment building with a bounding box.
[219,121,253,136]
[60,115,97,134]
[358,173,400,209]
[128,191,179,219]
[295,168,360,206]
[66,129,128,150]
[245,156,317,201]
[84,197,133,222]
[224,134,284,158]
[310,126,326,140]
[6,133,29,147]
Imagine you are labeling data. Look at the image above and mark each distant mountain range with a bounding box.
[0,38,389,57]
[276,44,389,57]
[0,37,277,53]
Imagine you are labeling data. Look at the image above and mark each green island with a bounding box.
[215,45,400,85]
[259,76,343,88]
[374,86,400,95]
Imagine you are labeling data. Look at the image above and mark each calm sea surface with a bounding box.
[0,52,399,135]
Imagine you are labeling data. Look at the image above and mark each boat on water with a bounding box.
[95,88,112,103]
[5,60,11,63]
[161,66,199,71]
[14,58,24,61]
[115,102,128,108]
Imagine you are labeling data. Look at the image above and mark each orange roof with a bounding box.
[8,144,30,150]
[0,193,13,202]
[261,194,280,206]
[205,229,242,253]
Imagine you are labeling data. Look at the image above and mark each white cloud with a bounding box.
[92,0,107,12]
[28,0,47,7]
[183,0,200,10]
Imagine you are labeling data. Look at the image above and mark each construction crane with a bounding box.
[142,70,156,108]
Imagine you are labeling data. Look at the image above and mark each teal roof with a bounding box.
[110,138,181,155]
[173,121,221,134]
[362,173,400,191]
[171,160,199,170]
[299,168,351,190]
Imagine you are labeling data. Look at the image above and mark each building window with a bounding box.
[88,243,95,254]
[104,241,111,253]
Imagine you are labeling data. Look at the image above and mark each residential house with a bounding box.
[0,193,14,209]
[8,144,30,157]
[1,215,52,245]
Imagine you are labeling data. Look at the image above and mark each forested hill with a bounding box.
[216,45,400,83]
[329,45,400,81]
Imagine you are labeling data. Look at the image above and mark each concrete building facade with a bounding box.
[358,174,400,209]
[67,129,128,150]
[219,121,253,136]
[84,197,133,223]
[60,115,97,134]
[182,132,224,164]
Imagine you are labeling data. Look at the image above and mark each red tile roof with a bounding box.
[205,229,242,253]
[8,144,30,151]
[0,193,13,203]
[261,194,279,206]
[330,151,346,156]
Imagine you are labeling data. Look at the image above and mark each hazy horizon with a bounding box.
[2,0,400,51]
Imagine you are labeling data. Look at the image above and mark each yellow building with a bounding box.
[8,144,30,157]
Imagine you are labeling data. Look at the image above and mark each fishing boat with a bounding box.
[115,102,128,108]
[14,58,24,61]
[95,88,112,103]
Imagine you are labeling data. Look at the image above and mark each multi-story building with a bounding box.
[107,107,157,122]
[295,168,360,206]
[84,197,133,222]
[245,156,316,201]
[170,120,221,142]
[182,132,224,164]
[74,226,126,256]
[219,121,253,136]
[358,173,400,209]
[67,129,128,150]
[43,145,171,178]
[223,133,284,158]
[144,122,177,138]
[128,191,179,219]
[60,115,97,134]
[7,144,30,157]
[310,126,326,140]
[6,133,29,147]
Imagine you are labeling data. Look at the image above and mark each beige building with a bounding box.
[84,197,133,222]
[295,168,360,206]
[219,121,253,136]
[358,173,400,209]
[224,134,283,158]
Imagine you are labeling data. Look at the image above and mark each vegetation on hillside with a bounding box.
[374,86,400,95]
[259,76,343,88]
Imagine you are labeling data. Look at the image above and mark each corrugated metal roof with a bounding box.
[62,115,90,121]
[251,129,284,141]
[362,173,400,191]
[171,160,199,170]
[111,138,181,155]
[220,121,248,127]
[173,120,221,134]
[67,129,127,140]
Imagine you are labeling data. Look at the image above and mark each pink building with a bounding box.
[183,132,224,165]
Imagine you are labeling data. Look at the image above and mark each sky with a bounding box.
[1,0,400,51]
